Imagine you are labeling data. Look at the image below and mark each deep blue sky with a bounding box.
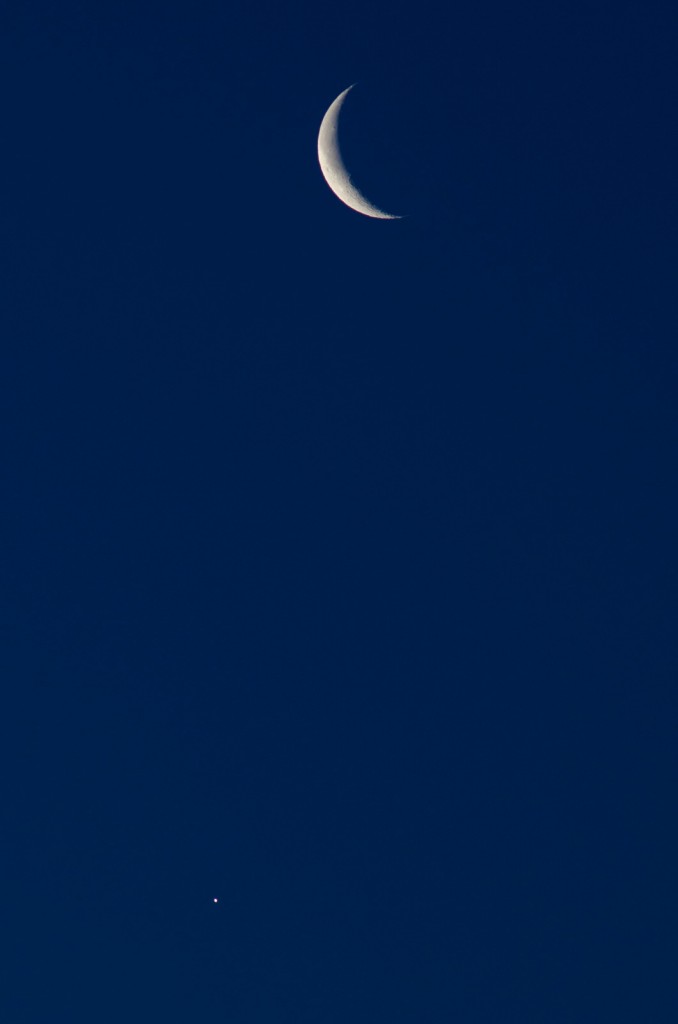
[2,1,677,1021]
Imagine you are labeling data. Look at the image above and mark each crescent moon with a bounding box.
[317,85,402,220]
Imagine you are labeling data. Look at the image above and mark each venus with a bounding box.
[317,85,402,220]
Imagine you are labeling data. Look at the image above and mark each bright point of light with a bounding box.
[213,898,218,903]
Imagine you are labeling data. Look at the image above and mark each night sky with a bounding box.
[3,2,677,1021]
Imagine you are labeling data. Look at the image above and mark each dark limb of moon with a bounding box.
[317,85,402,220]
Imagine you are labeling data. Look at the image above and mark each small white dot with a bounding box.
[213,898,218,903]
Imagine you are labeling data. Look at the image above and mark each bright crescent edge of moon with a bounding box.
[317,85,402,220]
